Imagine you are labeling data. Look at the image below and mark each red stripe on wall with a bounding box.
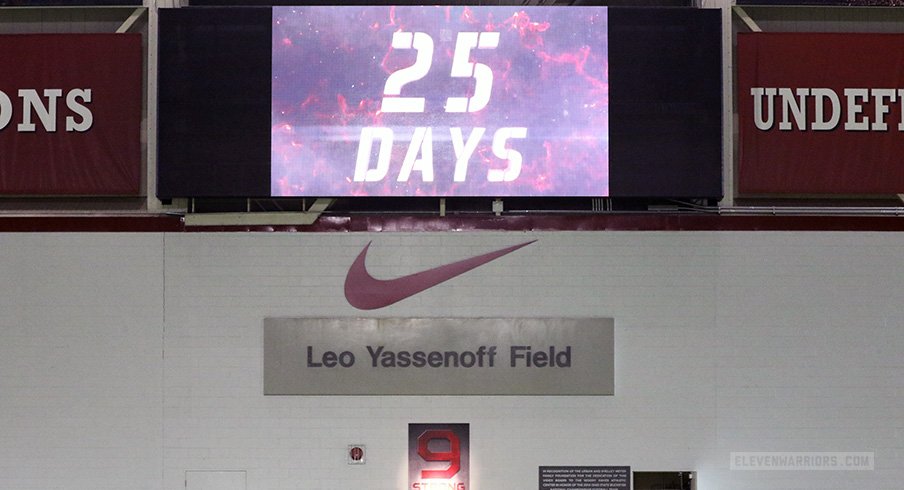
[1,213,903,233]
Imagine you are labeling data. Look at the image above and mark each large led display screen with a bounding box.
[157,7,721,200]
[271,6,609,197]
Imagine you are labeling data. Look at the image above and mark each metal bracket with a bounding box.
[733,6,763,33]
[492,199,503,216]
[183,198,335,227]
[116,8,146,34]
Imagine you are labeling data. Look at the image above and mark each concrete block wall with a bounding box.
[1,231,902,489]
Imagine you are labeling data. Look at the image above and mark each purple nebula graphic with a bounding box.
[272,5,609,197]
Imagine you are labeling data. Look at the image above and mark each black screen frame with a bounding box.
[157,6,722,200]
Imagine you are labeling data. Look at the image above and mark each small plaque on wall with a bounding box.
[539,466,629,490]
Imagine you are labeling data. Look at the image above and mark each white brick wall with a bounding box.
[0,233,163,490]
[2,231,902,489]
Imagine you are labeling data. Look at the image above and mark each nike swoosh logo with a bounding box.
[344,240,536,310]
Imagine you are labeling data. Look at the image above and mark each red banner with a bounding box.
[0,34,141,195]
[409,424,469,490]
[738,33,904,195]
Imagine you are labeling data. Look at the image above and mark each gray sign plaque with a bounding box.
[264,317,614,395]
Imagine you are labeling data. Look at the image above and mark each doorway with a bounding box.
[632,471,695,490]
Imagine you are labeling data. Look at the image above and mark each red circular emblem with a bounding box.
[349,446,364,461]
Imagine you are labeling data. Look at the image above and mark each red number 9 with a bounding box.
[417,430,460,479]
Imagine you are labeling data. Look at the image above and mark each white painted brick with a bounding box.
[2,231,903,489]
[0,233,163,490]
